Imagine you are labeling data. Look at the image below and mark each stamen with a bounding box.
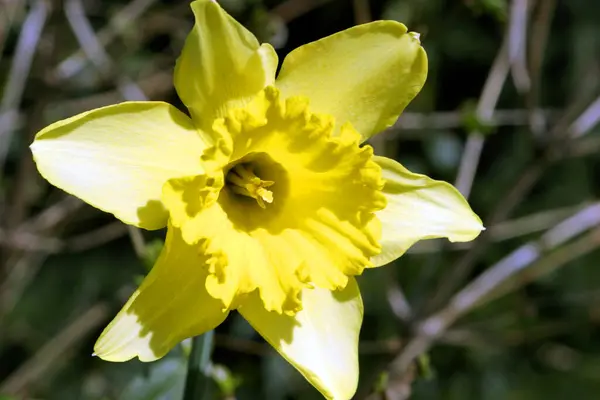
[226,163,274,208]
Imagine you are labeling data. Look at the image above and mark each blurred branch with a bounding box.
[271,0,334,23]
[20,195,82,232]
[480,204,600,302]
[429,92,600,311]
[454,40,510,198]
[387,279,413,323]
[0,221,127,253]
[64,0,146,101]
[566,135,600,158]
[508,0,531,92]
[527,0,556,134]
[0,0,27,63]
[388,203,600,380]
[0,302,109,395]
[53,0,159,81]
[388,108,555,136]
[0,0,49,176]
[0,196,83,317]
[408,202,591,254]
[47,70,173,119]
[352,0,371,24]
[127,225,147,260]
[569,95,600,138]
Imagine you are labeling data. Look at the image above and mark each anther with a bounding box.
[226,164,274,208]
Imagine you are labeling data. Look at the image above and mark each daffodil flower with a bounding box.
[30,1,483,398]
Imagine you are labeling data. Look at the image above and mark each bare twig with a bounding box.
[508,0,531,92]
[429,92,600,311]
[271,0,335,23]
[0,252,48,317]
[387,277,413,322]
[408,202,590,254]
[54,0,159,81]
[64,0,146,101]
[454,40,510,198]
[20,196,82,232]
[0,0,49,175]
[128,225,147,260]
[0,0,27,63]
[389,108,555,136]
[0,197,83,317]
[569,95,600,138]
[388,204,600,378]
[0,221,128,253]
[0,303,110,395]
[527,0,556,134]
[566,135,600,158]
[352,0,371,24]
[68,222,128,252]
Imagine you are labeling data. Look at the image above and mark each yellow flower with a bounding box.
[30,1,483,399]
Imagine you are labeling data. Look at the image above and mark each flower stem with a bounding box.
[183,330,214,400]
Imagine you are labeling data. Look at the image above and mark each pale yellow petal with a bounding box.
[30,102,205,230]
[94,226,228,362]
[276,21,427,141]
[239,278,363,400]
[372,156,484,267]
[175,0,278,133]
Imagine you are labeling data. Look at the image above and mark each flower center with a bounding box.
[225,162,274,209]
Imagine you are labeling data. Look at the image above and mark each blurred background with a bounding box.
[1,0,600,399]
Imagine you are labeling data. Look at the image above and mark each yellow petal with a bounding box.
[276,21,427,141]
[30,102,205,230]
[239,278,363,400]
[175,0,278,133]
[162,88,385,314]
[94,226,228,362]
[371,156,484,267]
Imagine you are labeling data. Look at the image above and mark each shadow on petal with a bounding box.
[238,279,363,399]
[94,226,229,362]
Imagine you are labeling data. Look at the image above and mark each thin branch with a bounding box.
[0,197,83,317]
[0,252,48,318]
[565,135,600,158]
[352,0,371,24]
[508,0,531,92]
[64,0,146,101]
[0,221,128,253]
[53,0,159,81]
[68,222,128,252]
[388,204,600,378]
[428,92,600,310]
[271,0,335,23]
[0,303,109,395]
[0,0,49,175]
[387,277,413,322]
[527,0,556,134]
[408,202,590,254]
[128,225,147,260]
[388,108,554,136]
[454,40,510,198]
[20,196,82,232]
[0,0,27,64]
[568,95,600,138]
